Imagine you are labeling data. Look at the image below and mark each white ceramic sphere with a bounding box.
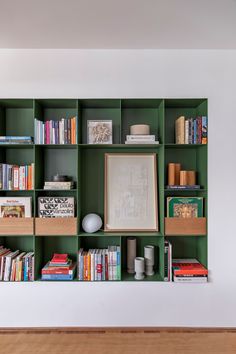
[82,213,102,233]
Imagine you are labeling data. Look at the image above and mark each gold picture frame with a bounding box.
[104,153,158,232]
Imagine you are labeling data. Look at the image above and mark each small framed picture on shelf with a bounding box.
[104,153,159,232]
[87,120,112,144]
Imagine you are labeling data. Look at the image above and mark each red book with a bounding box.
[172,259,208,276]
[51,253,68,263]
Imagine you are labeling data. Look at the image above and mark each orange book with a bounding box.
[87,253,91,281]
[172,259,208,276]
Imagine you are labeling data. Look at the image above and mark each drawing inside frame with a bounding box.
[87,120,113,144]
[104,153,159,232]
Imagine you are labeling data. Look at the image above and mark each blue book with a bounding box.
[41,273,74,280]
[193,119,197,144]
[117,247,121,280]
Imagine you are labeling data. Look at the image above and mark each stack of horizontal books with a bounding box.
[125,135,159,144]
[172,259,208,283]
[41,253,76,281]
[0,136,33,144]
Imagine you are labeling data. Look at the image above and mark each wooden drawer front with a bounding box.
[35,218,77,235]
[165,217,207,236]
[0,218,34,235]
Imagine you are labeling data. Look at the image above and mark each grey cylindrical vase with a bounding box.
[134,257,145,280]
[127,237,137,274]
[144,245,155,276]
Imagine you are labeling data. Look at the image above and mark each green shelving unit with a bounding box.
[0,98,208,281]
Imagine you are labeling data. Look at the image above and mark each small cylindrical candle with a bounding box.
[130,124,150,135]
[180,170,188,185]
[187,170,196,185]
[134,257,145,280]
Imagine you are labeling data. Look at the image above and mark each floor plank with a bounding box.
[0,331,236,354]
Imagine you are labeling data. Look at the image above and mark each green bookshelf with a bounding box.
[0,98,208,281]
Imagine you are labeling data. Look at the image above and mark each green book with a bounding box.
[167,197,203,218]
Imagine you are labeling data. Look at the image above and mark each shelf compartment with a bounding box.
[121,236,164,281]
[35,217,77,235]
[35,146,78,189]
[165,217,207,236]
[79,99,121,144]
[0,218,34,235]
[166,235,207,269]
[164,99,207,144]
[121,99,164,144]
[0,99,34,138]
[34,235,78,280]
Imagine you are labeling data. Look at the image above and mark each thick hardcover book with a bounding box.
[167,197,203,218]
[41,273,74,280]
[173,275,207,283]
[126,135,156,141]
[175,116,185,144]
[38,197,74,217]
[172,258,208,276]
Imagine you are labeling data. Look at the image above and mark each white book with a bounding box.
[125,141,159,144]
[0,197,32,217]
[185,120,189,144]
[38,197,74,217]
[4,251,20,281]
[173,276,207,283]
[126,135,156,141]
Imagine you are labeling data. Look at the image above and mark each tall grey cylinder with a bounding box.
[127,237,137,274]
[144,245,155,276]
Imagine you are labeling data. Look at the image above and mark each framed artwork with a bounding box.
[104,153,158,232]
[87,120,112,144]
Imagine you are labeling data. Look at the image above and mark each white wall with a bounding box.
[0,49,235,328]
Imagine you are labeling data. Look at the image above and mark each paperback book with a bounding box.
[167,197,203,218]
[0,197,32,217]
[38,197,74,217]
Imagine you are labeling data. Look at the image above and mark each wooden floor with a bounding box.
[0,328,236,354]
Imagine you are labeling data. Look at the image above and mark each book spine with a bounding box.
[193,119,197,144]
[117,246,121,280]
[0,164,2,189]
[41,274,74,280]
[202,116,207,144]
[126,135,156,141]
[185,119,189,144]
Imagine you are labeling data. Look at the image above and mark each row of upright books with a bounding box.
[78,246,121,281]
[175,116,207,144]
[34,116,77,144]
[164,241,208,283]
[0,246,34,281]
[0,163,34,190]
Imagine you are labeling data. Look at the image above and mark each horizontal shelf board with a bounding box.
[122,272,163,282]
[165,144,207,149]
[0,234,33,237]
[165,234,206,237]
[0,144,34,149]
[79,99,120,109]
[35,144,77,149]
[165,98,207,108]
[164,188,207,192]
[0,189,34,192]
[35,99,77,109]
[121,98,163,109]
[35,189,77,192]
[78,144,163,149]
[78,231,163,237]
[0,99,34,108]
